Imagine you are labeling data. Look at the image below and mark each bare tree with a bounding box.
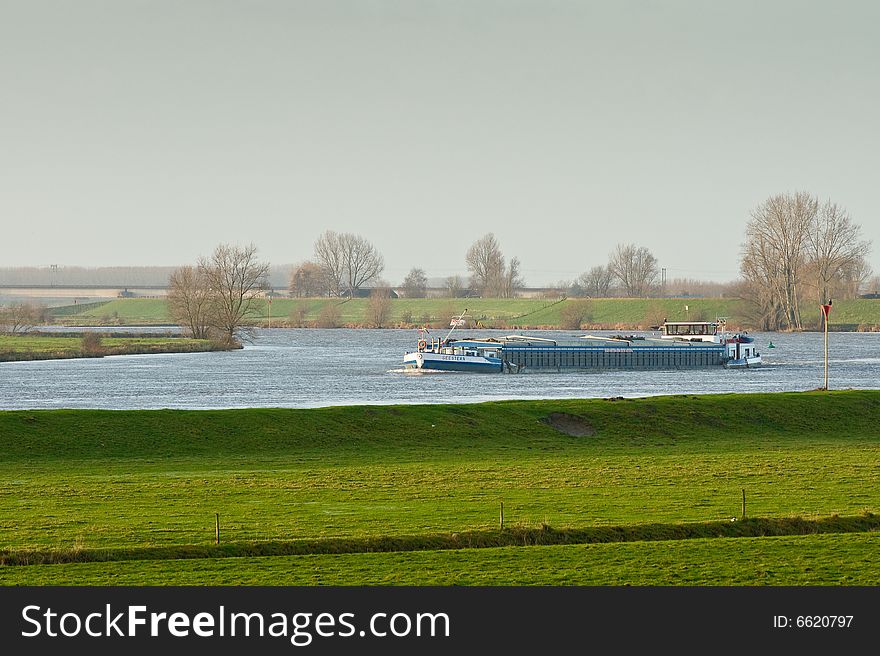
[313,231,384,297]
[559,299,592,329]
[80,332,104,356]
[837,258,873,298]
[737,252,785,331]
[607,244,659,297]
[289,301,311,327]
[743,192,816,330]
[289,261,329,297]
[465,233,522,297]
[366,288,393,327]
[340,233,384,297]
[313,231,346,297]
[444,275,465,298]
[577,265,613,297]
[549,279,573,298]
[738,192,871,330]
[0,302,41,334]
[199,243,270,343]
[806,200,871,305]
[167,266,214,339]
[466,233,505,295]
[502,256,524,298]
[401,268,428,298]
[316,302,342,328]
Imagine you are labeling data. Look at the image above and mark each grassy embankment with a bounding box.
[1,391,878,585]
[0,334,232,362]
[47,296,880,329]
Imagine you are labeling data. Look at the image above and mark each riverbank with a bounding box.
[0,334,236,362]
[2,390,878,584]
[44,296,880,331]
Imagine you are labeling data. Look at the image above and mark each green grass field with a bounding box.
[0,334,224,361]
[49,298,171,324]
[1,391,878,584]
[820,298,880,328]
[47,296,880,329]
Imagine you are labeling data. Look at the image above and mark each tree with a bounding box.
[313,231,384,297]
[167,265,214,339]
[401,268,428,298]
[289,261,328,297]
[837,258,873,299]
[465,233,523,297]
[313,231,346,296]
[0,302,41,334]
[806,200,871,305]
[738,192,872,330]
[340,233,385,297]
[559,299,592,330]
[502,256,524,298]
[742,192,815,330]
[737,258,784,331]
[550,279,574,298]
[444,275,465,298]
[316,302,341,328]
[366,288,393,327]
[607,244,659,297]
[198,243,270,343]
[289,301,311,327]
[466,233,505,296]
[577,265,614,298]
[80,332,103,356]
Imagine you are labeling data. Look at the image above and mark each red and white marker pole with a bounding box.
[821,302,832,390]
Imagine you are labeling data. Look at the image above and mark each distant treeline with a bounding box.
[0,265,293,288]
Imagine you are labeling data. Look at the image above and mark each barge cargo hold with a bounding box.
[402,320,761,373]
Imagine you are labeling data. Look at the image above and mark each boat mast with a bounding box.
[442,308,468,344]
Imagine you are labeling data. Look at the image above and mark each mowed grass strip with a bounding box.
[0,391,878,554]
[3,533,878,586]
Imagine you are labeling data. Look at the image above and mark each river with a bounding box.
[0,329,877,410]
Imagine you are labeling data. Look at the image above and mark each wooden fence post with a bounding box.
[215,513,220,545]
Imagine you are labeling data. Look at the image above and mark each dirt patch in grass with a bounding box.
[540,412,596,437]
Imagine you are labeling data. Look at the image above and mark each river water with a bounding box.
[1,329,877,410]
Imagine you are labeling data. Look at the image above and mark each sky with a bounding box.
[1,0,878,286]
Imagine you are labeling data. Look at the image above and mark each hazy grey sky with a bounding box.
[2,1,878,284]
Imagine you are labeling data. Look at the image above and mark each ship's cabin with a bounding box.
[660,321,721,341]
[727,342,758,359]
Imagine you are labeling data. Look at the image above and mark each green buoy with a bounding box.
[768,341,775,348]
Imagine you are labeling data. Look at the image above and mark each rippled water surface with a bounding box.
[1,329,877,409]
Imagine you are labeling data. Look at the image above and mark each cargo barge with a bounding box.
[402,317,761,373]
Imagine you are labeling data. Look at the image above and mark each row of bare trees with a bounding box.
[739,192,871,330]
[285,199,871,317]
[555,244,660,299]
[291,231,660,300]
[289,231,522,299]
[168,243,269,343]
